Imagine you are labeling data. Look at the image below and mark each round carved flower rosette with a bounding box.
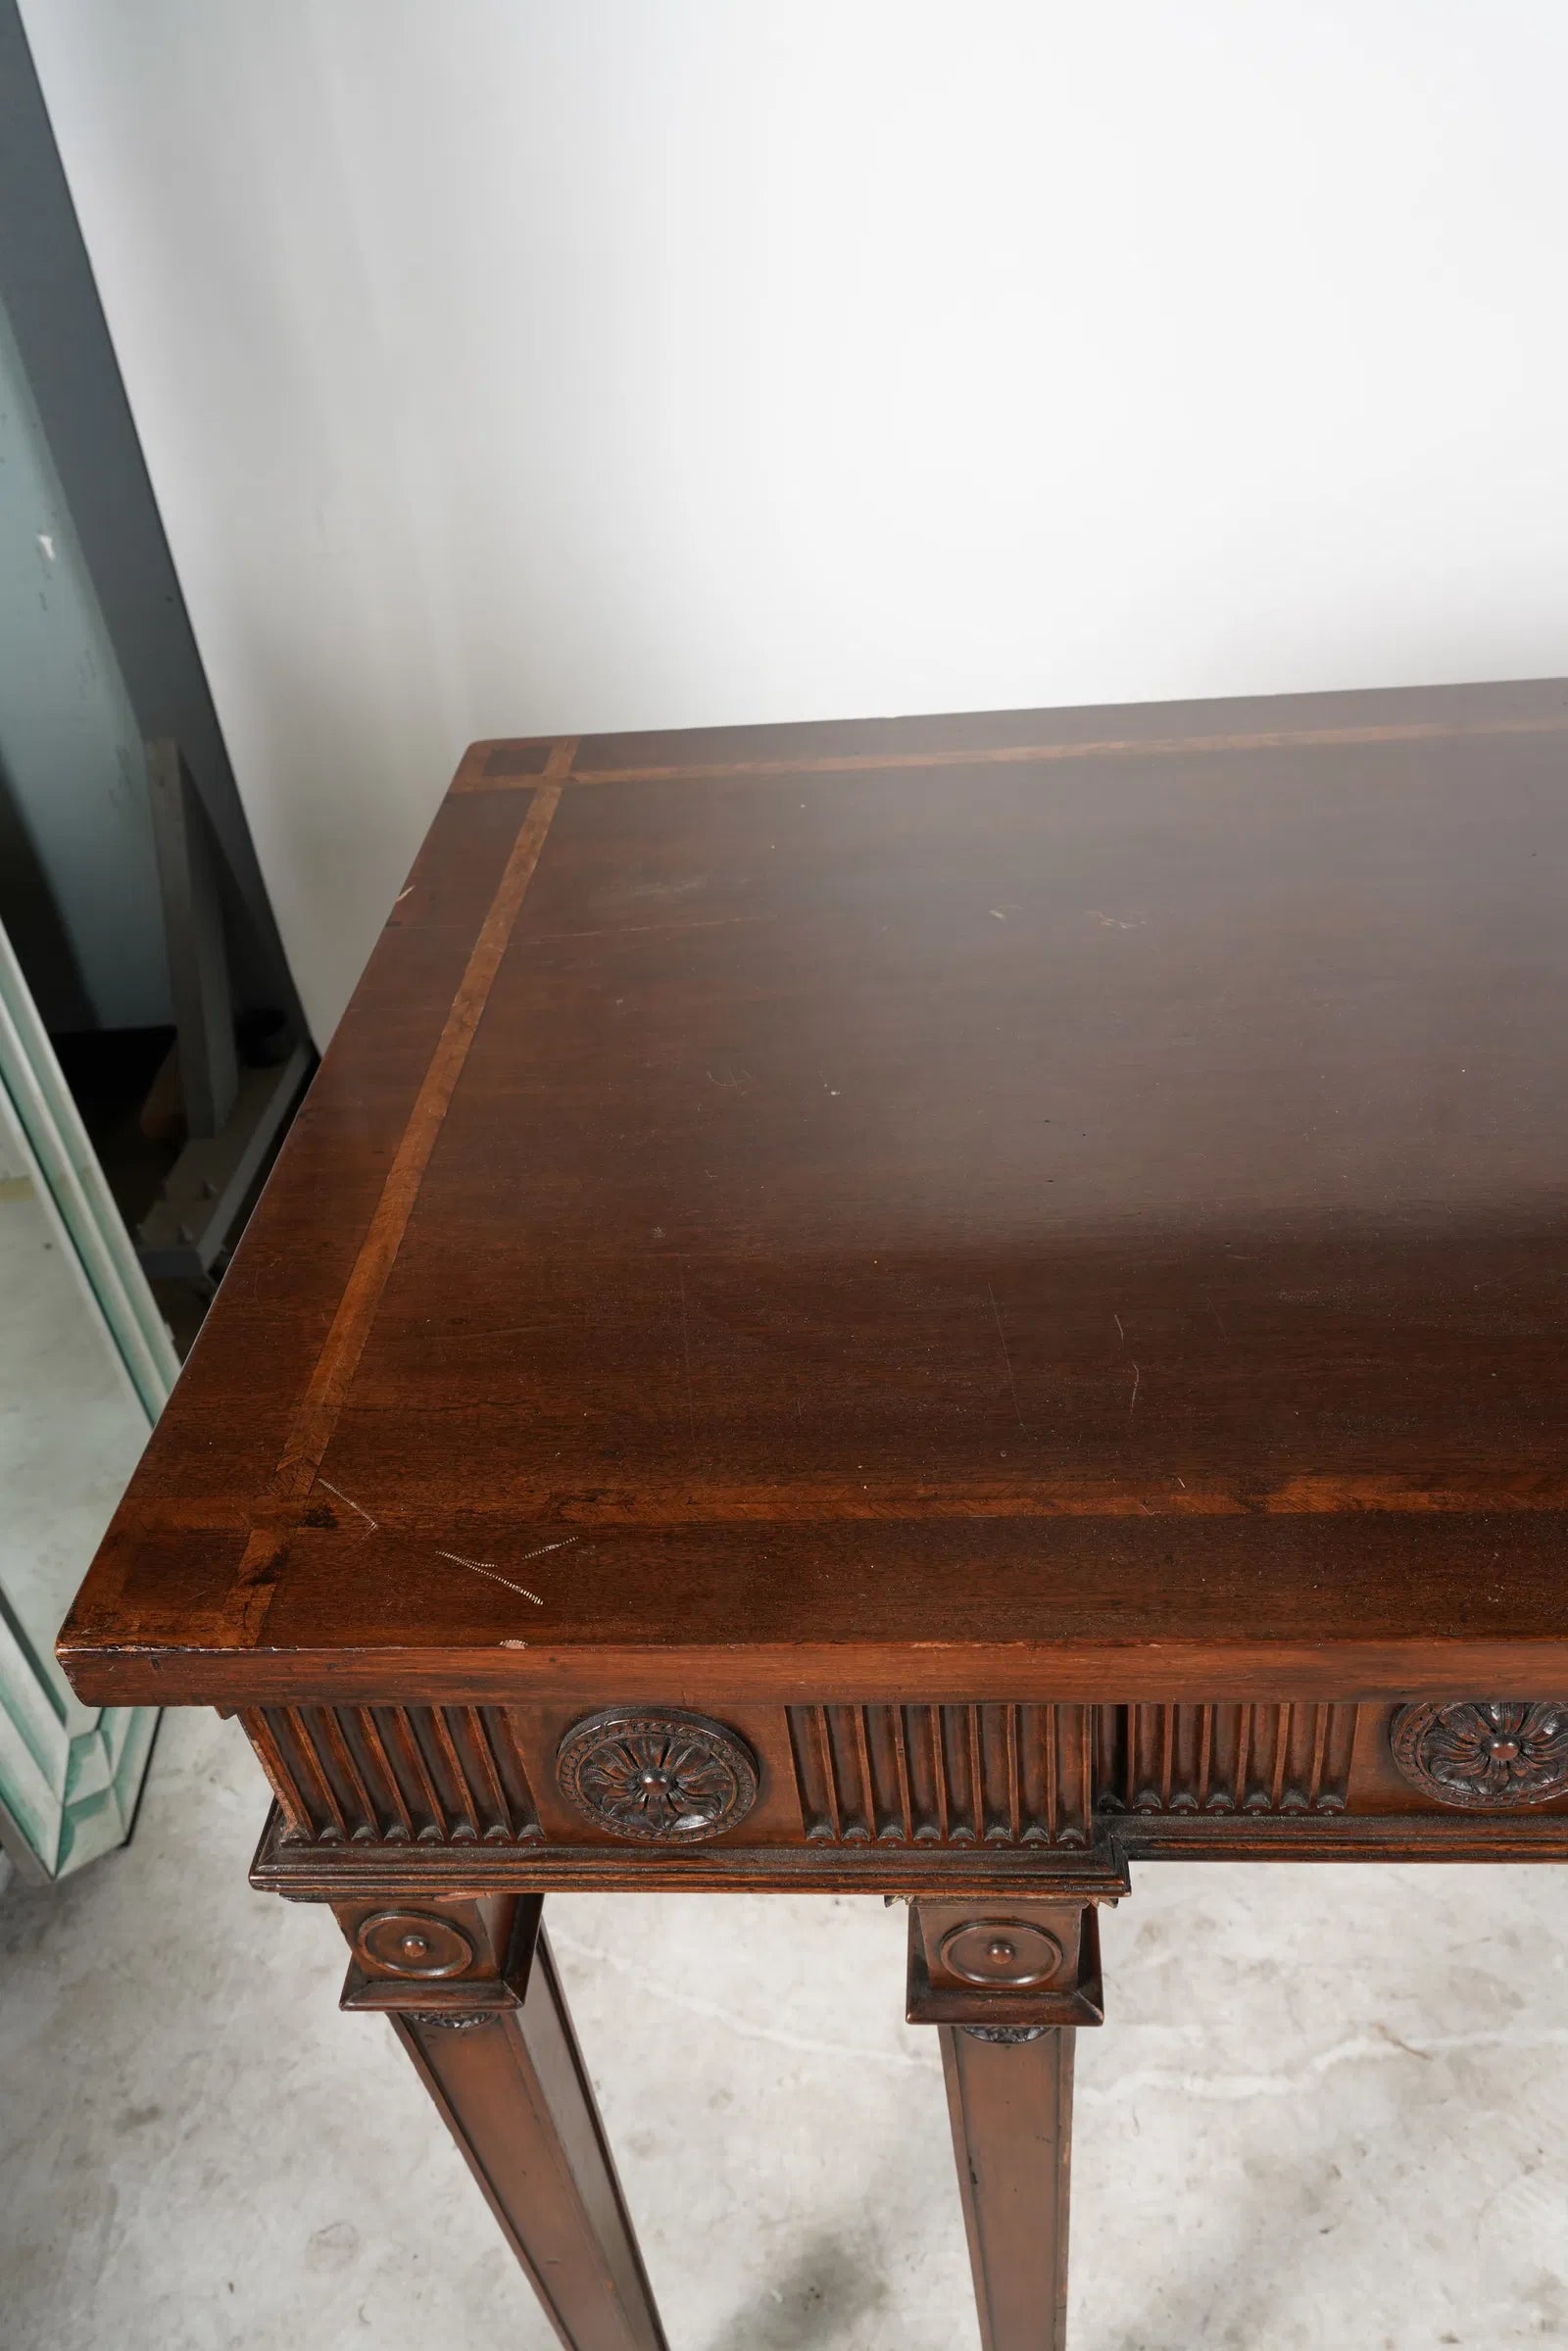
[1390,1700,1568,1810]
[556,1708,760,1841]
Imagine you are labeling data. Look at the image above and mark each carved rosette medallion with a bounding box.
[1390,1701,1568,1810]
[556,1708,760,1841]
[354,1908,476,1979]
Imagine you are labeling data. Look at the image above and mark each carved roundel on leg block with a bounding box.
[354,1908,477,1979]
[938,1919,1065,1989]
[1390,1701,1568,1809]
[556,1707,760,1840]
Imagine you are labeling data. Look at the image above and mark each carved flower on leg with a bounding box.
[1391,1700,1568,1809]
[556,1709,760,1840]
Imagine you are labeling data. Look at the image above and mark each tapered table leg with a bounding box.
[907,1893,1110,2351]
[940,2022,1074,2351]
[336,1894,667,2351]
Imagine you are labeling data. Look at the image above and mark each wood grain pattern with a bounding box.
[57,679,1568,1713]
[938,2022,1075,2351]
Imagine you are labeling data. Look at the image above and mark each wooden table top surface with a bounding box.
[60,676,1568,1708]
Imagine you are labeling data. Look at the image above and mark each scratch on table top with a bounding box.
[434,1322,551,1347]
[677,1261,697,1439]
[524,913,773,947]
[1129,1362,1142,1415]
[435,1549,544,1605]
[987,1282,1026,1431]
[516,1537,580,1565]
[318,1479,377,1532]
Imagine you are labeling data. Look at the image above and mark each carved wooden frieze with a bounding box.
[1389,1701,1568,1809]
[239,1693,1568,1864]
[1096,1703,1358,1817]
[786,1703,1096,1846]
[555,1708,760,1841]
[241,1703,542,1845]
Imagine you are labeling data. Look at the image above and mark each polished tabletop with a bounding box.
[61,676,1568,1707]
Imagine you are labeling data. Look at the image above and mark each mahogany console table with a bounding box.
[60,679,1568,2348]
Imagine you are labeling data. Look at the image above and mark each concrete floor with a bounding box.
[2,1705,1566,2348]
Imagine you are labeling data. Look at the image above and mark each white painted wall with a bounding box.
[19,1,1568,1038]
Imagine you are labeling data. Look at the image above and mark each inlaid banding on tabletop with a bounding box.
[553,711,1568,788]
[220,763,569,1651]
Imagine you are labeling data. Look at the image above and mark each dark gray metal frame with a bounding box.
[0,0,306,1045]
